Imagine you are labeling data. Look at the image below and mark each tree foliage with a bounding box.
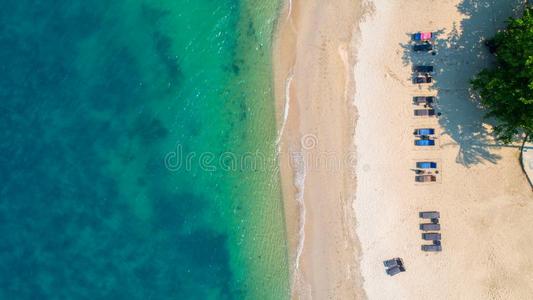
[471,6,533,143]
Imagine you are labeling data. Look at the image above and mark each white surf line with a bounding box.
[287,0,293,21]
[275,68,294,152]
[294,153,306,270]
[289,150,307,295]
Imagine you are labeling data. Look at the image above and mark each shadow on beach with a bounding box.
[401,0,526,166]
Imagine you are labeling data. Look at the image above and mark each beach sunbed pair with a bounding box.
[412,32,434,41]
[413,65,434,84]
[412,32,436,53]
[414,162,439,182]
[414,128,437,146]
[413,96,439,117]
[383,257,406,276]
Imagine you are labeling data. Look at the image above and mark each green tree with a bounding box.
[471,6,533,147]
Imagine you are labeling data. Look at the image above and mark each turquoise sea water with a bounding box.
[0,1,289,299]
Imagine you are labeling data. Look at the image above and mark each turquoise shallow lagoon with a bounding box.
[0,1,289,299]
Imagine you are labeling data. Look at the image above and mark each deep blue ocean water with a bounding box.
[0,1,289,299]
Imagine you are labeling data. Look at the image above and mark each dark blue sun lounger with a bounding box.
[386,265,406,276]
[422,233,442,241]
[416,162,437,169]
[421,240,442,252]
[415,139,435,146]
[421,244,442,252]
[383,258,404,268]
[413,42,433,52]
[419,211,440,219]
[420,223,440,231]
[413,65,434,73]
[414,128,435,135]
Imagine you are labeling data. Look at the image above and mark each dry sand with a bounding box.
[273,0,365,299]
[354,0,533,299]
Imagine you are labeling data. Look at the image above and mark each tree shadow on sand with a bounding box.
[401,0,526,166]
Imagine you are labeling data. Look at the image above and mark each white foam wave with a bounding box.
[275,69,294,151]
[287,0,293,20]
[291,151,307,271]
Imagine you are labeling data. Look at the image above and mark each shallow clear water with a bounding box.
[0,1,289,299]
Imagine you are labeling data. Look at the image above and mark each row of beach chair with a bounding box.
[412,32,440,184]
[414,33,442,254]
[419,211,442,252]
[410,35,440,182]
[385,32,440,278]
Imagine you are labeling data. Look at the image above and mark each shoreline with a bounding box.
[273,0,366,298]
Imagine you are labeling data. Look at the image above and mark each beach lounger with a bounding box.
[413,75,432,84]
[420,223,440,231]
[421,241,442,252]
[422,233,442,241]
[419,211,440,218]
[415,174,437,182]
[414,109,436,116]
[414,169,433,175]
[383,258,404,268]
[413,42,433,52]
[386,265,406,276]
[416,162,437,169]
[413,65,434,73]
[412,32,434,41]
[414,128,435,136]
[421,244,442,252]
[413,96,435,105]
[415,139,435,146]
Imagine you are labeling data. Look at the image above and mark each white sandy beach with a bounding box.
[274,0,533,299]
[354,0,533,299]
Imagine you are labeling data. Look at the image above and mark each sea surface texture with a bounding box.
[0,0,289,299]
